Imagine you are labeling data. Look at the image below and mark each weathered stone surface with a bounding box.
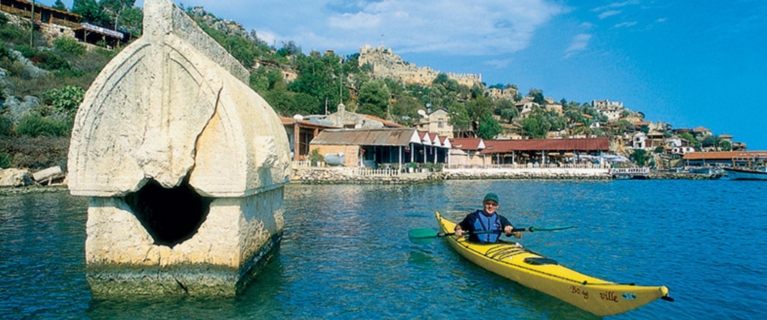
[67,0,289,296]
[0,168,33,187]
[32,166,64,182]
[2,96,42,125]
[68,0,289,197]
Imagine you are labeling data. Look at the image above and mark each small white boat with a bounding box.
[724,167,767,180]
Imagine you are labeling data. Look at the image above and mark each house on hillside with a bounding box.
[415,108,454,138]
[632,132,647,149]
[693,126,712,138]
[1,0,80,39]
[324,103,404,129]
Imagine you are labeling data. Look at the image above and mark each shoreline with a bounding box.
[0,168,723,195]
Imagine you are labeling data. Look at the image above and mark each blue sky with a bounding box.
[47,0,767,149]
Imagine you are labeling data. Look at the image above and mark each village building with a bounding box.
[479,137,611,166]
[324,103,404,129]
[683,151,767,167]
[592,100,624,122]
[632,132,648,149]
[414,108,454,138]
[545,103,563,115]
[0,0,127,47]
[448,138,486,166]
[281,116,338,162]
[487,87,518,101]
[515,99,537,119]
[692,126,712,138]
[309,128,449,168]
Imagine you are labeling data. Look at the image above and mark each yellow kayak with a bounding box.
[436,211,672,316]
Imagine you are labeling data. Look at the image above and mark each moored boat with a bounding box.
[435,211,672,316]
[723,166,767,180]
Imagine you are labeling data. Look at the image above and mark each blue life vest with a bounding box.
[471,210,502,243]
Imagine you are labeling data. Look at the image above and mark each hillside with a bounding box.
[0,4,742,171]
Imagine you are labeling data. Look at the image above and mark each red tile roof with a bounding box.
[480,137,610,154]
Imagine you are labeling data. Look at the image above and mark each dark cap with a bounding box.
[483,193,499,204]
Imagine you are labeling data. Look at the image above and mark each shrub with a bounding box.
[14,44,36,59]
[309,149,323,164]
[32,50,70,71]
[0,152,11,168]
[0,12,8,26]
[0,117,13,136]
[54,37,86,56]
[16,113,71,137]
[43,85,85,114]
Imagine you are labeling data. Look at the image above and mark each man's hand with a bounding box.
[504,225,522,238]
[454,227,463,237]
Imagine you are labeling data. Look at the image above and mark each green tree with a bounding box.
[720,141,732,151]
[101,0,136,30]
[73,0,110,26]
[522,114,551,139]
[448,102,470,133]
[356,80,390,118]
[288,51,347,114]
[390,96,421,125]
[53,0,67,11]
[476,114,502,140]
[529,88,545,105]
[631,149,648,166]
[496,99,518,123]
[118,6,143,37]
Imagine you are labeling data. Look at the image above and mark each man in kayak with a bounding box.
[453,193,522,243]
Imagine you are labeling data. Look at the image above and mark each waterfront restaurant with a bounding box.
[479,137,611,165]
[309,128,450,168]
[683,151,767,167]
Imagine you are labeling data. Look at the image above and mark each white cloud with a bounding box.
[159,0,565,56]
[657,18,667,23]
[614,21,637,28]
[598,10,621,19]
[591,1,638,12]
[485,58,514,68]
[565,33,591,58]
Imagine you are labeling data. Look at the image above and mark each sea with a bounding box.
[1,179,766,319]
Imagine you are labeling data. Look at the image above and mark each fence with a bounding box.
[444,163,608,170]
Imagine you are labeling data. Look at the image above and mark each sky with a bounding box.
[46,0,767,149]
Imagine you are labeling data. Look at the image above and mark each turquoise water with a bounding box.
[2,180,766,319]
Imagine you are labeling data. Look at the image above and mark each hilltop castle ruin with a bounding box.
[358,45,482,87]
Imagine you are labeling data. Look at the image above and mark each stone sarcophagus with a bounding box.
[67,0,290,296]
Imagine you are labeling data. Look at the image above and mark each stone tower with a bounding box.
[67,0,290,296]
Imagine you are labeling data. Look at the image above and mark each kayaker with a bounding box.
[454,193,521,243]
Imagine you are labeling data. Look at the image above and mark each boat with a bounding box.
[435,211,672,316]
[723,166,767,180]
[323,152,345,166]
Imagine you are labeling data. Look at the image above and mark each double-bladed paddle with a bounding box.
[407,226,576,244]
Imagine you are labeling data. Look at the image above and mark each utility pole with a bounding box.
[29,0,35,47]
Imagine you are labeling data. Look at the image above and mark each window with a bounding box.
[438,118,444,128]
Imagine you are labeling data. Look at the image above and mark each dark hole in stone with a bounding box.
[125,178,211,247]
